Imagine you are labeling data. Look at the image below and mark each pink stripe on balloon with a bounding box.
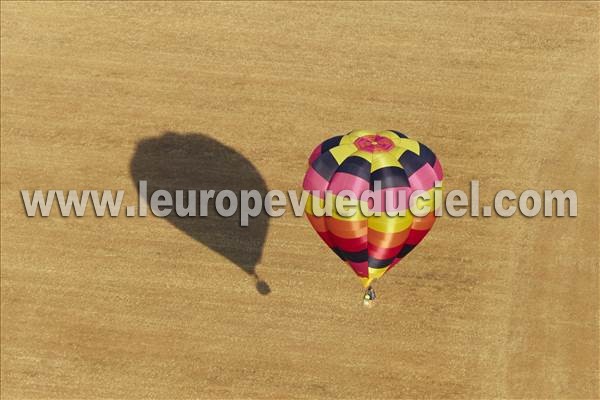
[433,159,444,181]
[347,261,369,278]
[302,167,330,194]
[408,163,437,190]
[328,172,369,199]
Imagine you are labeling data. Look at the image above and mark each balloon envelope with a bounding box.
[302,130,443,288]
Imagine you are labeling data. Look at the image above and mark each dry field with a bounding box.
[1,2,598,398]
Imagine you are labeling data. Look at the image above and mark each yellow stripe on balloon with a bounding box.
[388,146,408,160]
[350,150,373,163]
[360,271,389,288]
[412,187,438,215]
[368,266,389,280]
[396,138,421,154]
[368,212,414,233]
[339,135,354,145]
[370,152,402,172]
[329,143,358,164]
[359,276,372,288]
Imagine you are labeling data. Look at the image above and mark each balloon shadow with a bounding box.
[130,132,270,295]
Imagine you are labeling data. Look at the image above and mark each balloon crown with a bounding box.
[354,135,395,152]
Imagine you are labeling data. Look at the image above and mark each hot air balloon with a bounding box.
[302,130,443,304]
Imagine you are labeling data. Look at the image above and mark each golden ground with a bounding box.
[1,2,598,398]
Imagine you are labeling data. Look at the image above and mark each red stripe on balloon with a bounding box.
[347,261,369,278]
[368,243,404,260]
[316,230,336,248]
[329,232,368,252]
[406,228,430,246]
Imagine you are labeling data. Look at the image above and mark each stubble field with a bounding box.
[1,2,598,398]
